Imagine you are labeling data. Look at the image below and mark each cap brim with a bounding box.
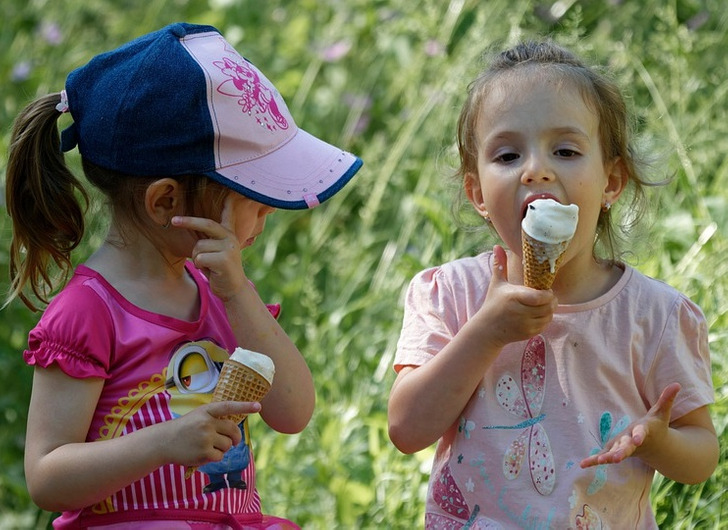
[209,128,362,210]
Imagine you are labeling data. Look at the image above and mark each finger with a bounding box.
[492,245,509,283]
[630,423,647,447]
[220,193,236,233]
[207,400,262,419]
[171,215,226,240]
[653,382,681,421]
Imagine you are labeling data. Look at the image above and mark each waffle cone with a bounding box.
[185,359,271,478]
[211,359,272,425]
[521,230,570,290]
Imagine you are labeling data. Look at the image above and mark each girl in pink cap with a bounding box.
[388,40,717,529]
[6,23,360,529]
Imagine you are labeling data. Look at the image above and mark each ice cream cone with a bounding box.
[520,198,579,290]
[521,229,570,290]
[185,350,274,478]
[210,359,272,425]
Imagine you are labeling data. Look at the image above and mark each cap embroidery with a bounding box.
[213,47,289,132]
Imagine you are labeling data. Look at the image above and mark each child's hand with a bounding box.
[580,382,680,468]
[481,245,558,347]
[159,401,261,468]
[171,194,247,300]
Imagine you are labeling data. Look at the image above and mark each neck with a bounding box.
[84,231,199,320]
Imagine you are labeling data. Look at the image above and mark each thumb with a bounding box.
[652,382,681,421]
[492,245,509,283]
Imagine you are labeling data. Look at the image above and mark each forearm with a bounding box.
[388,322,503,454]
[640,424,719,484]
[26,423,170,512]
[224,282,314,433]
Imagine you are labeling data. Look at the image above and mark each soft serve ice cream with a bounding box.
[521,198,579,289]
[229,347,275,385]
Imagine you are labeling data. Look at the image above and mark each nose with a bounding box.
[260,205,276,218]
[520,153,555,185]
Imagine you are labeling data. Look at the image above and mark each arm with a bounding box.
[173,195,314,434]
[222,281,315,434]
[25,365,255,512]
[388,246,557,454]
[580,382,719,484]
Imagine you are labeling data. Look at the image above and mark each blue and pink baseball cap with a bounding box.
[60,23,362,209]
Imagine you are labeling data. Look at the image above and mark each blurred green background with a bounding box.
[1,0,726,528]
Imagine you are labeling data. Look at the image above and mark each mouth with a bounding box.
[243,235,259,248]
[521,193,561,219]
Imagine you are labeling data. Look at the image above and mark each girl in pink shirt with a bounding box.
[388,40,717,528]
[6,23,361,529]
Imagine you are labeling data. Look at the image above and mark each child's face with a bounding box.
[465,73,623,262]
[222,192,276,249]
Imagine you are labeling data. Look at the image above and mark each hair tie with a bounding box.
[55,90,69,113]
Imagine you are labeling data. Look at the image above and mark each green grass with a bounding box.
[1,0,727,528]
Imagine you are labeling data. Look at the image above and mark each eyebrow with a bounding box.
[547,126,591,139]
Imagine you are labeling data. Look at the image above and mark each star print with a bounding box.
[578,413,585,424]
[457,454,464,464]
[465,477,475,492]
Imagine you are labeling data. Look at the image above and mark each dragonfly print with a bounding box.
[587,411,630,495]
[483,335,555,495]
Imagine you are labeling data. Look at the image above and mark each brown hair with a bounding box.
[454,40,659,261]
[5,93,229,311]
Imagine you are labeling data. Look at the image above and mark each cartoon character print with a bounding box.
[213,42,289,131]
[429,463,501,529]
[586,411,630,495]
[483,335,555,495]
[165,340,252,494]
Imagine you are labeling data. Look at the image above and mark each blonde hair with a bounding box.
[454,40,659,261]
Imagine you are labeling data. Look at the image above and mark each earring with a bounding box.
[162,218,171,229]
[602,201,611,213]
[483,211,492,224]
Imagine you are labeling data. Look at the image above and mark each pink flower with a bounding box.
[320,41,351,62]
[11,61,32,82]
[39,21,63,46]
[424,39,445,57]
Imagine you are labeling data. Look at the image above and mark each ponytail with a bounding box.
[5,93,89,311]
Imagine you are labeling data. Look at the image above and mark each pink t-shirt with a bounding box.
[394,252,713,529]
[24,263,293,529]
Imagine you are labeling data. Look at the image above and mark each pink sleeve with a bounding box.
[24,284,114,380]
[644,294,714,420]
[394,267,458,372]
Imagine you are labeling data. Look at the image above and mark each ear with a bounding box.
[602,157,628,207]
[464,172,489,219]
[145,178,182,227]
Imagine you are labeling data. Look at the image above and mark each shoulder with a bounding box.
[409,252,492,292]
[623,266,706,321]
[41,266,115,323]
[25,267,116,377]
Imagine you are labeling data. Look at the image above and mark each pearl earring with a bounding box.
[602,201,611,213]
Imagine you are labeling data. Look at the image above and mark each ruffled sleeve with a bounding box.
[643,292,714,420]
[24,280,114,380]
[394,266,461,372]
